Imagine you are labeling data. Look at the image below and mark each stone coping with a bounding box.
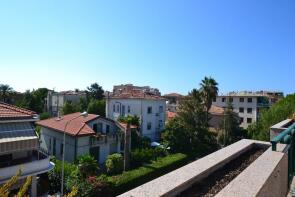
[119,139,270,197]
[216,143,287,197]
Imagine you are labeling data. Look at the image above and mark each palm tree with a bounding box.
[199,76,219,122]
[0,84,13,103]
[77,154,99,178]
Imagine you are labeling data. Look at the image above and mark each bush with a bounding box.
[130,148,155,168]
[39,112,51,120]
[108,153,190,195]
[106,154,124,175]
[76,154,100,178]
[48,157,77,194]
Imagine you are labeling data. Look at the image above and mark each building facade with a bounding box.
[106,84,166,141]
[45,90,86,117]
[37,112,122,164]
[163,93,184,113]
[213,91,283,128]
[0,102,54,197]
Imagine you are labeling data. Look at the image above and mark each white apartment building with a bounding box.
[37,112,122,164]
[0,102,54,197]
[213,91,283,128]
[45,90,86,117]
[106,85,166,141]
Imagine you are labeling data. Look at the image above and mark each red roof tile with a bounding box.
[36,112,98,136]
[117,122,138,130]
[209,105,225,115]
[0,102,37,120]
[167,111,177,119]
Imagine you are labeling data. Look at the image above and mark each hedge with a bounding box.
[107,153,190,195]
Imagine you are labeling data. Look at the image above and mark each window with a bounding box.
[53,138,56,155]
[239,108,244,113]
[128,106,131,113]
[240,117,244,124]
[229,97,233,103]
[159,120,163,127]
[49,138,52,153]
[147,106,152,114]
[247,118,252,123]
[113,105,115,112]
[222,97,226,102]
[93,123,98,132]
[247,98,253,103]
[106,125,110,134]
[122,105,125,116]
[117,105,120,112]
[239,98,244,102]
[60,143,64,155]
[147,122,152,130]
[159,106,163,113]
[247,108,252,114]
[98,123,103,132]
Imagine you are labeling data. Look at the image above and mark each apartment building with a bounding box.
[37,112,122,164]
[163,93,184,113]
[213,91,283,128]
[0,102,54,197]
[112,84,161,96]
[45,90,86,117]
[106,84,166,141]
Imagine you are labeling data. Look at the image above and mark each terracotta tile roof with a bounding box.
[36,112,98,136]
[0,102,37,120]
[209,105,225,115]
[167,111,177,120]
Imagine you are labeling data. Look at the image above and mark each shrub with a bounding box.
[130,148,155,168]
[106,153,124,175]
[77,154,100,178]
[108,153,190,195]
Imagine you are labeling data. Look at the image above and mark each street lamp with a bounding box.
[61,111,88,196]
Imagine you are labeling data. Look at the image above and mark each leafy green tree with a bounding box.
[105,153,124,175]
[16,88,49,113]
[78,97,88,112]
[87,99,106,116]
[248,94,295,141]
[39,112,51,120]
[0,84,13,103]
[118,115,140,126]
[218,102,244,146]
[62,101,80,115]
[163,89,219,155]
[76,154,99,178]
[86,83,104,100]
[199,76,219,122]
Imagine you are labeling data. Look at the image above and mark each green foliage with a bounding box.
[76,154,100,178]
[86,83,104,101]
[130,148,155,168]
[163,89,219,155]
[39,112,51,120]
[17,88,49,113]
[118,115,140,126]
[106,153,124,175]
[87,99,106,116]
[48,157,76,194]
[62,101,80,115]
[199,76,219,120]
[248,94,295,141]
[131,131,151,150]
[107,153,190,195]
[218,102,246,145]
[0,84,13,103]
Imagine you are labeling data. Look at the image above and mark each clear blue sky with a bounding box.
[0,0,294,95]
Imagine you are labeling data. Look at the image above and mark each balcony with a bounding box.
[119,137,290,197]
[0,149,54,184]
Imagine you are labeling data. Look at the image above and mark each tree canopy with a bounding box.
[248,93,295,141]
[86,83,104,100]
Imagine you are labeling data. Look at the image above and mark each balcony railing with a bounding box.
[271,122,295,186]
[0,149,54,183]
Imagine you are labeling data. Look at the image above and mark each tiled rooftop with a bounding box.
[36,112,98,136]
[0,102,37,120]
